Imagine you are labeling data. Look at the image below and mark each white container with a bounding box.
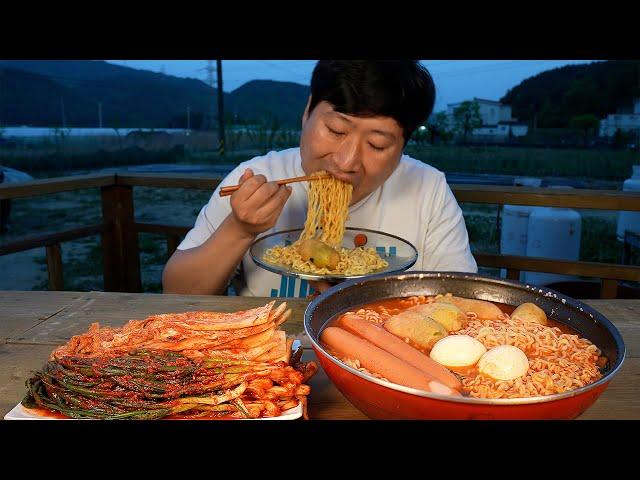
[499,177,542,280]
[500,205,540,281]
[513,177,542,188]
[616,165,640,241]
[524,206,582,286]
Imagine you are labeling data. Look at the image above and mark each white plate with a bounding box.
[4,402,303,421]
[251,227,418,282]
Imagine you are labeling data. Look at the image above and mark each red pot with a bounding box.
[304,272,625,420]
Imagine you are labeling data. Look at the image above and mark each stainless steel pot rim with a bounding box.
[303,271,626,406]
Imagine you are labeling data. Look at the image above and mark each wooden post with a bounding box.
[600,279,618,299]
[622,240,632,265]
[101,185,142,292]
[506,268,520,281]
[46,244,64,290]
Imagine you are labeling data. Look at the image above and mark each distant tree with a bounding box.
[612,128,636,150]
[453,100,482,144]
[566,77,600,116]
[407,125,427,146]
[538,98,565,128]
[500,60,640,128]
[569,114,600,147]
[427,112,450,145]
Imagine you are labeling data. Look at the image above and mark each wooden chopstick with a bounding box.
[218,173,331,197]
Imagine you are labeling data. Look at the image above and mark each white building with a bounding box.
[599,99,640,138]
[446,97,528,138]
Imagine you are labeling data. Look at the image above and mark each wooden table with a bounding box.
[1,291,638,420]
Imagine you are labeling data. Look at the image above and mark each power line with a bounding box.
[422,60,469,68]
[0,64,208,89]
[435,60,589,79]
[3,60,579,89]
[0,68,120,88]
[217,60,225,156]
[201,60,216,88]
[195,61,218,130]
[197,60,225,154]
[255,60,311,83]
[431,60,556,78]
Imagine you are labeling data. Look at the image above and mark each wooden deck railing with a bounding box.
[1,172,640,298]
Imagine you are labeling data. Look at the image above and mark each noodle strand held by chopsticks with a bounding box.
[263,171,388,275]
[299,170,352,247]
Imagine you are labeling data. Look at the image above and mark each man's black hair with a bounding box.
[308,60,436,144]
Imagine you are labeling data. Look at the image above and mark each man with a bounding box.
[162,60,477,298]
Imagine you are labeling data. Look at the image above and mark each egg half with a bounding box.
[478,345,529,380]
[429,335,487,369]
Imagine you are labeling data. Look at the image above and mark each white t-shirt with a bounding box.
[178,147,477,298]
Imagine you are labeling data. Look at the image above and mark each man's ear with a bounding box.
[301,95,312,127]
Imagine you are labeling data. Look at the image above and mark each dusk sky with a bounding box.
[106,60,599,113]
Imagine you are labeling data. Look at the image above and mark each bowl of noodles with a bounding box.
[250,169,417,281]
[303,271,626,420]
[251,227,418,282]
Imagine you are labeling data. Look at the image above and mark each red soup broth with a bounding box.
[325,296,579,335]
[322,296,608,372]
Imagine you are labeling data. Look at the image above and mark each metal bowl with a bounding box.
[303,271,626,420]
[250,227,418,282]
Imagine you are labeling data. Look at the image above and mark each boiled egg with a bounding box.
[429,335,486,369]
[478,345,529,380]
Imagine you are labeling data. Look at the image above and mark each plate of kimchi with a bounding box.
[7,301,317,420]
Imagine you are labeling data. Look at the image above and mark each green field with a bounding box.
[3,142,639,181]
[404,145,639,181]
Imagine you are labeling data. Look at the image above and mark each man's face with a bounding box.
[299,100,405,205]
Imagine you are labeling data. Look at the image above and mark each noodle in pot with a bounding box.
[455,315,602,399]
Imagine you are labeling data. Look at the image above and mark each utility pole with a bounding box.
[201,60,216,131]
[187,106,191,132]
[205,60,215,88]
[216,59,225,157]
[98,102,103,128]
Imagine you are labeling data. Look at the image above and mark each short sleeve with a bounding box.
[177,163,250,251]
[421,174,478,273]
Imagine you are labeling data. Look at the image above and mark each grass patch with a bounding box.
[464,215,500,254]
[405,145,640,180]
